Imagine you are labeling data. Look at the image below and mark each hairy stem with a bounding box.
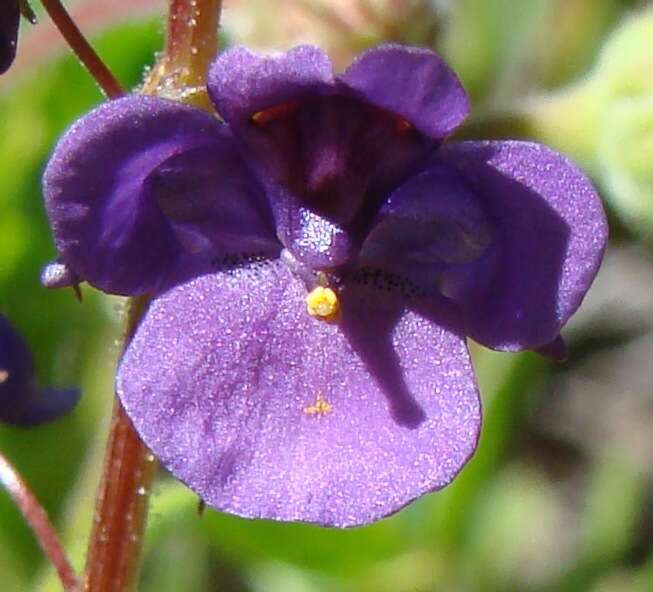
[143,0,222,106]
[0,451,78,592]
[82,2,223,590]
[82,296,155,592]
[40,0,123,98]
[167,0,221,84]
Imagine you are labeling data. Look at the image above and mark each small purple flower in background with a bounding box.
[0,0,20,74]
[0,314,80,426]
[42,45,607,526]
[0,0,35,75]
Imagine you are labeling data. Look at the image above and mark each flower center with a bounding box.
[306,286,340,322]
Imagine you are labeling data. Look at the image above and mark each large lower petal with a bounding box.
[339,44,470,140]
[117,261,480,526]
[438,141,608,351]
[44,95,275,295]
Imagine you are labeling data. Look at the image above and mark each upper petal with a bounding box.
[437,141,608,351]
[0,0,19,74]
[339,44,470,140]
[43,95,274,296]
[0,315,80,426]
[208,45,335,126]
[117,260,480,527]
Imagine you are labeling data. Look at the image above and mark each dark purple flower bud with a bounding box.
[42,44,607,526]
[0,315,80,426]
[0,0,20,74]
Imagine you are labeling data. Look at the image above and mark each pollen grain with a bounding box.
[303,393,333,417]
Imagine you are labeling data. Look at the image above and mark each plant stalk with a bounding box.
[0,451,78,592]
[82,1,223,590]
[82,296,155,592]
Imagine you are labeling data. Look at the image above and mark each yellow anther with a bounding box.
[0,369,8,384]
[304,393,333,417]
[306,286,340,322]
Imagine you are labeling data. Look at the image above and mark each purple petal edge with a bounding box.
[0,315,80,426]
[339,44,470,140]
[43,95,230,296]
[438,140,608,351]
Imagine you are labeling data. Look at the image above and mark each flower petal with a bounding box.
[339,44,470,140]
[277,202,357,269]
[117,260,480,526]
[437,141,608,351]
[43,95,273,295]
[360,166,494,278]
[0,0,19,75]
[208,45,334,126]
[148,143,278,257]
[0,315,80,426]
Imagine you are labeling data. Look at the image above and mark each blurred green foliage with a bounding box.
[1,2,653,591]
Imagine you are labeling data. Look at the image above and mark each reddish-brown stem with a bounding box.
[0,451,78,592]
[41,0,123,98]
[82,2,223,590]
[165,0,222,86]
[82,296,156,592]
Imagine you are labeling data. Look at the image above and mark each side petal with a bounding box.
[117,261,481,527]
[360,166,494,276]
[0,315,80,426]
[44,95,273,295]
[0,0,19,74]
[148,144,278,257]
[208,45,334,126]
[339,44,470,140]
[438,141,608,351]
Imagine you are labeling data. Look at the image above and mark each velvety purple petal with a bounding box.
[0,315,80,426]
[44,95,273,295]
[437,141,608,351]
[148,144,278,257]
[117,261,480,527]
[272,189,359,269]
[228,93,430,269]
[339,44,470,140]
[360,166,494,280]
[0,0,19,74]
[208,45,334,126]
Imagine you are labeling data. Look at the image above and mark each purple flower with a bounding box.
[43,45,607,526]
[0,314,80,426]
[0,0,20,74]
